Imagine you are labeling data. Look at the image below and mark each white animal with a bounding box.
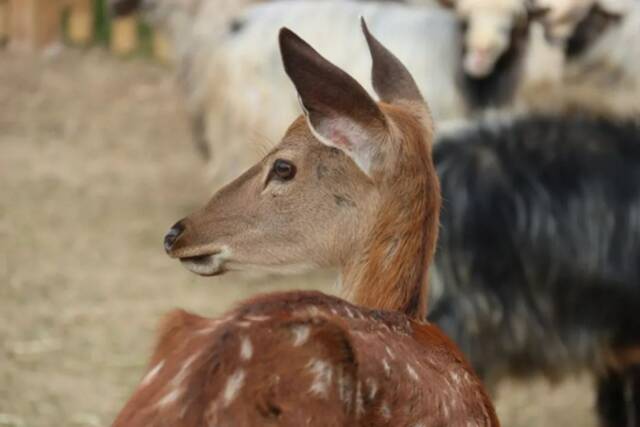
[522,0,640,118]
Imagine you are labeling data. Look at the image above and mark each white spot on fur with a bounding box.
[382,358,391,377]
[157,388,182,408]
[291,325,311,347]
[235,320,252,328]
[307,306,321,317]
[337,370,353,408]
[380,402,391,420]
[344,306,355,318]
[223,369,246,407]
[196,326,218,335]
[356,381,364,416]
[195,318,227,335]
[450,371,461,385]
[366,378,378,400]
[245,315,270,322]
[179,402,191,420]
[307,359,333,398]
[385,346,395,359]
[240,336,253,360]
[172,353,199,387]
[141,360,165,387]
[407,364,419,381]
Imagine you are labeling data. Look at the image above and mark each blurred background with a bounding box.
[1,0,639,426]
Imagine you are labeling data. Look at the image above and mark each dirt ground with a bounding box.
[0,48,597,427]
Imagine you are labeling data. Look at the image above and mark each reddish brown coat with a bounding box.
[113,292,498,427]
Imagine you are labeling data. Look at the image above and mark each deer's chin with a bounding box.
[180,254,227,277]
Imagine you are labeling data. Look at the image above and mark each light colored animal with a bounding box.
[438,0,533,78]
[521,0,640,117]
[534,0,630,42]
[112,22,499,427]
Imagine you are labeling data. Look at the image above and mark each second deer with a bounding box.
[112,20,499,427]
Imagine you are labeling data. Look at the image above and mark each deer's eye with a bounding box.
[271,159,297,181]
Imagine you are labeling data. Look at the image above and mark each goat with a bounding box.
[430,113,640,427]
[436,0,559,111]
[112,21,499,427]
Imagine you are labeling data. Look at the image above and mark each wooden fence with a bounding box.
[0,0,171,61]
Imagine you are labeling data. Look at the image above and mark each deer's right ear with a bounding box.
[279,28,387,176]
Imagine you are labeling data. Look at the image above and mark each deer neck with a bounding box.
[340,120,441,320]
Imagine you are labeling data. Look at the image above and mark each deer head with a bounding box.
[164,20,440,319]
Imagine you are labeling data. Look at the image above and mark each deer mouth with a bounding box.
[179,250,228,277]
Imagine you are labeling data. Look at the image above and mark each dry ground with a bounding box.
[0,48,596,426]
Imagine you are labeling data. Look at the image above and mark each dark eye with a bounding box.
[272,159,297,181]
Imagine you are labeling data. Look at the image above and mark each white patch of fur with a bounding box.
[382,358,391,377]
[141,360,165,387]
[307,359,333,398]
[356,381,365,416]
[291,325,311,347]
[450,371,461,385]
[235,320,252,328]
[157,388,182,408]
[222,369,246,407]
[240,336,253,360]
[337,370,353,408]
[366,378,378,400]
[344,306,355,318]
[306,306,321,317]
[380,402,392,420]
[244,315,270,322]
[385,346,395,359]
[406,364,419,381]
[196,326,218,335]
[172,353,199,387]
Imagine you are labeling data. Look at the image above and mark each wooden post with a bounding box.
[110,14,138,56]
[67,0,93,46]
[0,0,9,45]
[9,0,62,51]
[152,31,173,63]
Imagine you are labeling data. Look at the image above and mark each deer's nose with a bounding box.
[164,221,185,254]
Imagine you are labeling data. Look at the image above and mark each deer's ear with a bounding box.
[279,27,387,176]
[361,18,424,106]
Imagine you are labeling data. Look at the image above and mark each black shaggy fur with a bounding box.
[430,115,640,426]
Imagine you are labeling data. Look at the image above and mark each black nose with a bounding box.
[164,221,185,253]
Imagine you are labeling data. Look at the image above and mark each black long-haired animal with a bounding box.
[430,114,640,426]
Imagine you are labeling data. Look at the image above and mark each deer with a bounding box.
[112,20,499,427]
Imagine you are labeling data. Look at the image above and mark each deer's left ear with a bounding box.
[279,27,388,176]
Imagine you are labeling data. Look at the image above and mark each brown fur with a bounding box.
[115,24,498,427]
[113,292,498,427]
[343,105,440,319]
